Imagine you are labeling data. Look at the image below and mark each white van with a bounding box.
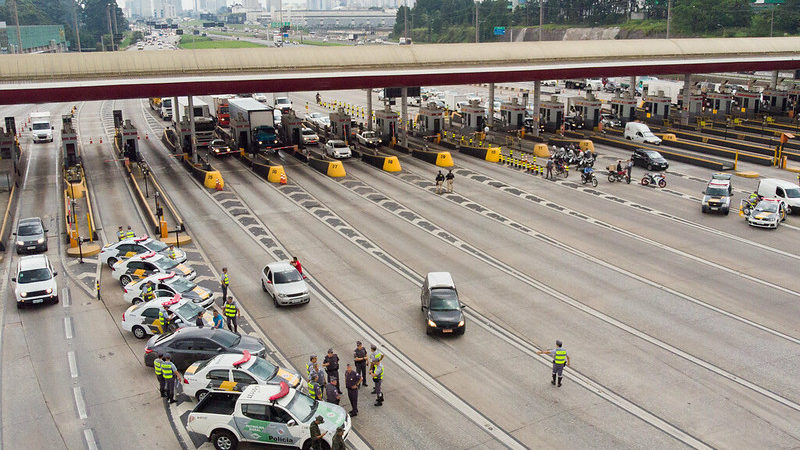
[12,254,58,306]
[29,112,53,143]
[756,178,800,213]
[624,122,662,145]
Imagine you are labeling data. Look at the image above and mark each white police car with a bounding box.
[183,351,303,401]
[100,235,186,268]
[111,251,196,286]
[121,294,214,339]
[745,197,787,229]
[123,272,214,307]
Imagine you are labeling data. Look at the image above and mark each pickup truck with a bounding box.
[355,131,381,147]
[187,383,350,450]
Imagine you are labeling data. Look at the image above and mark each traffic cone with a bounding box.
[145,133,149,140]
[280,172,287,185]
[89,136,93,144]
[215,179,222,191]
[99,137,103,144]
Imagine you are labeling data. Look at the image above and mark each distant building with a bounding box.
[0,23,68,53]
[257,9,395,29]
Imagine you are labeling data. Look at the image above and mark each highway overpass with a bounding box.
[0,37,799,104]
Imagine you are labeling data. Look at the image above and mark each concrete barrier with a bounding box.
[660,139,773,166]
[0,183,19,252]
[308,155,346,177]
[362,152,402,172]
[548,137,594,153]
[239,153,287,183]
[458,145,500,162]
[592,134,734,170]
[533,143,550,157]
[412,148,454,167]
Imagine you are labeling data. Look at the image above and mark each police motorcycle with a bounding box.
[740,192,763,217]
[580,166,598,187]
[641,172,667,188]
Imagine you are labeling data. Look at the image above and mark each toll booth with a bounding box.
[500,98,526,129]
[705,91,732,117]
[642,90,671,122]
[120,120,141,163]
[0,117,21,175]
[330,107,352,142]
[61,115,80,169]
[280,110,303,146]
[677,89,704,118]
[732,89,762,116]
[571,92,602,128]
[761,88,788,114]
[374,106,398,141]
[460,99,485,131]
[417,102,446,136]
[609,91,637,124]
[788,85,800,106]
[539,96,564,133]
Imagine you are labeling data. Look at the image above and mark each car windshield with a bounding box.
[706,186,728,196]
[144,240,168,252]
[302,129,316,136]
[175,301,203,320]
[18,224,42,236]
[169,277,196,292]
[276,98,290,105]
[17,268,52,284]
[247,357,278,381]
[362,132,376,138]
[645,151,662,159]
[333,142,348,149]
[755,202,779,213]
[274,269,302,284]
[785,188,800,198]
[430,289,460,311]
[285,391,317,422]
[210,140,226,147]
[153,258,180,270]
[32,123,49,130]
[212,330,240,348]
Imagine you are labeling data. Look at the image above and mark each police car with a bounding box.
[99,235,186,268]
[183,351,302,401]
[111,251,196,286]
[745,197,787,229]
[123,272,214,307]
[121,294,213,339]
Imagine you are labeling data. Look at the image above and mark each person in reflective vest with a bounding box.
[223,296,239,334]
[117,226,126,241]
[143,281,155,302]
[220,267,230,302]
[307,373,322,400]
[158,307,171,333]
[537,340,570,387]
[153,353,166,397]
[371,359,384,406]
[169,245,177,260]
[161,354,180,403]
[125,225,135,239]
[306,355,318,380]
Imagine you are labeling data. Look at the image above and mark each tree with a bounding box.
[79,0,128,50]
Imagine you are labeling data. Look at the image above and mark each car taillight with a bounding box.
[123,288,127,293]
[122,312,125,321]
[183,378,189,384]
[145,348,153,354]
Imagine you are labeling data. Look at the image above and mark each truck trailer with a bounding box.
[228,97,278,152]
[174,97,215,147]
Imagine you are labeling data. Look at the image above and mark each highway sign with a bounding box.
[494,27,506,35]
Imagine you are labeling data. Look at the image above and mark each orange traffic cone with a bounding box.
[215,179,222,191]
[89,137,93,144]
[99,137,103,144]
[145,133,149,140]
[280,173,287,185]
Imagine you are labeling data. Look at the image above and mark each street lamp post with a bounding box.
[141,165,150,198]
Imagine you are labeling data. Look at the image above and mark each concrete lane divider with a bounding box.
[592,134,734,171]
[548,137,595,153]
[361,152,402,172]
[238,152,287,183]
[308,152,346,178]
[411,147,454,167]
[0,182,19,252]
[457,145,501,163]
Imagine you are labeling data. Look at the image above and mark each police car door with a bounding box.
[235,403,293,445]
[268,405,303,446]
[141,307,162,334]
[205,369,235,391]
[232,370,257,392]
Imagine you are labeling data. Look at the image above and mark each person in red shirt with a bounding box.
[290,256,303,274]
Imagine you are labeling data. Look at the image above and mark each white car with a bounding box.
[304,112,323,122]
[12,254,58,307]
[274,96,292,111]
[121,294,213,339]
[261,261,310,306]
[183,352,303,401]
[123,271,215,307]
[323,140,352,159]
[745,198,786,229]
[301,128,319,145]
[355,131,381,147]
[111,251,196,286]
[313,116,331,129]
[253,93,268,103]
[99,235,186,268]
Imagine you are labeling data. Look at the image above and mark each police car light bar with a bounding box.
[269,381,290,402]
[134,235,149,242]
[233,350,251,367]
[158,272,176,281]
[141,251,157,259]
[162,294,181,306]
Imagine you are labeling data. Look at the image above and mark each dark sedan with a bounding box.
[14,217,48,254]
[144,327,267,370]
[631,149,669,171]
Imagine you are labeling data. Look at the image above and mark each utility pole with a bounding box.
[106,4,115,51]
[539,0,543,41]
[666,0,672,39]
[770,8,774,37]
[475,1,479,43]
[73,2,82,52]
[9,0,23,53]
[403,0,408,39]
[111,2,119,43]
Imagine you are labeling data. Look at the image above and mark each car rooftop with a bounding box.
[267,261,295,272]
[18,254,49,269]
[427,271,455,289]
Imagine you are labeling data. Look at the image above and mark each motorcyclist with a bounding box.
[582,165,594,182]
[316,92,321,104]
[616,160,623,174]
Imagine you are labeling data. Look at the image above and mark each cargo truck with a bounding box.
[174,97,215,147]
[149,98,173,121]
[29,112,53,143]
[212,95,232,127]
[228,98,279,152]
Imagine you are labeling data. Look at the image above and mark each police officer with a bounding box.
[323,348,340,393]
[158,306,170,333]
[223,296,239,334]
[353,341,368,387]
[220,267,230,301]
[445,169,455,193]
[153,352,166,397]
[546,158,554,180]
[161,354,181,403]
[435,170,445,194]
[125,225,135,239]
[371,358,384,406]
[368,344,383,393]
[117,226,126,242]
[332,425,346,450]
[168,245,177,260]
[308,373,322,401]
[344,363,361,416]
[325,378,340,405]
[536,339,570,387]
[306,355,319,380]
[309,416,327,450]
[143,281,156,302]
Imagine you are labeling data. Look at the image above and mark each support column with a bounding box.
[188,96,198,164]
[366,89,373,131]
[401,87,408,148]
[682,73,691,126]
[173,96,180,123]
[533,80,541,137]
[771,70,779,89]
[629,75,636,97]
[488,83,495,130]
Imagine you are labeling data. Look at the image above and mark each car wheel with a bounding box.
[211,430,238,450]
[52,296,59,304]
[426,326,433,336]
[196,390,209,402]
[272,292,279,307]
[786,205,792,215]
[457,325,466,335]
[107,257,117,269]
[702,206,708,213]
[647,164,653,171]
[132,326,147,339]
[132,297,143,305]
[723,208,730,215]
[120,274,132,286]
[261,280,267,292]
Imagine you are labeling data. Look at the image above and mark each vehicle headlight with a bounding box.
[37,238,44,244]
[701,196,709,205]
[45,288,52,294]
[20,292,27,298]
[427,319,436,327]
[258,141,263,144]
[16,240,24,246]
[278,293,287,297]
[458,320,465,327]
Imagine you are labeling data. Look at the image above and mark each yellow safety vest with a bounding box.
[143,285,155,300]
[372,364,384,380]
[125,231,135,239]
[307,380,317,398]
[154,359,162,376]
[117,230,125,241]
[169,250,176,259]
[554,349,567,365]
[161,362,174,379]
[224,302,237,317]
[222,274,229,286]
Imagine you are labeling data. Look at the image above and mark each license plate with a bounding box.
[442,329,453,333]
[33,299,43,304]
[28,246,36,250]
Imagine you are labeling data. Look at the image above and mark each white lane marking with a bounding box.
[67,351,78,378]
[64,317,73,340]
[62,287,70,308]
[83,429,98,450]
[73,387,87,420]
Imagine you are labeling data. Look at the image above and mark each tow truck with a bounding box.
[187,383,350,450]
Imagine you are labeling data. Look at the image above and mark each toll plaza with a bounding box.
[732,89,763,117]
[61,115,80,169]
[417,102,446,136]
[330,107,352,142]
[539,96,564,133]
[374,106,399,141]
[570,92,602,129]
[705,91,733,118]
[678,88,704,119]
[460,99,486,131]
[642,90,671,122]
[280,110,303,147]
[761,88,788,114]
[500,98,526,129]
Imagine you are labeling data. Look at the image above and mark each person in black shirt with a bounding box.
[323,348,340,393]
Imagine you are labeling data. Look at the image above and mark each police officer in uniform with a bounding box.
[143,281,156,302]
[153,353,166,397]
[306,355,319,380]
[125,225,135,239]
[445,169,455,193]
[332,425,346,450]
[223,296,239,334]
[371,358,384,406]
[168,245,177,260]
[308,373,322,401]
[435,170,445,194]
[309,416,327,450]
[161,354,181,403]
[537,340,570,387]
[344,363,361,416]
[117,226,126,242]
[353,341,368,387]
[220,267,230,302]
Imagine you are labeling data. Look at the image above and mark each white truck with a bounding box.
[174,97,215,147]
[228,97,278,152]
[29,112,53,143]
[187,383,351,450]
[444,93,467,111]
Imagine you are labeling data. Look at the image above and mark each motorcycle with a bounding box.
[554,161,569,178]
[580,168,598,187]
[641,172,666,188]
[740,195,762,216]
[607,166,631,184]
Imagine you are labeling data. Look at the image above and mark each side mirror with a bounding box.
[461,304,468,308]
[12,232,16,235]
[217,347,223,352]
[28,128,31,132]
[52,271,58,276]
[266,280,272,284]
[287,420,296,427]
[51,126,54,130]
[302,275,307,279]
[11,278,15,282]
[44,229,49,233]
